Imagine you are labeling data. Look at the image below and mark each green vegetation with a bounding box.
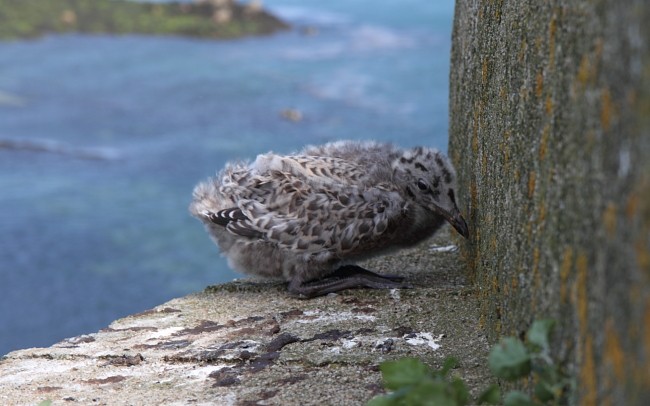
[488,319,573,405]
[0,0,289,40]
[370,319,573,406]
[367,357,475,406]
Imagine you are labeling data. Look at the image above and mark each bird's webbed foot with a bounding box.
[287,265,411,299]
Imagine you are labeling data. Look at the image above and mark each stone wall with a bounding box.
[449,0,649,403]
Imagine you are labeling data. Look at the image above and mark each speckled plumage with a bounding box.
[190,140,468,298]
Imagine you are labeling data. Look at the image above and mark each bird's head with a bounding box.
[392,147,469,238]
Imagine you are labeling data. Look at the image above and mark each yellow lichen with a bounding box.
[626,193,639,221]
[577,55,591,86]
[532,247,540,276]
[472,103,480,154]
[548,14,557,67]
[502,131,512,171]
[635,239,650,272]
[624,297,650,389]
[535,71,544,98]
[580,335,598,405]
[482,58,489,84]
[470,180,478,215]
[528,171,537,198]
[531,248,541,312]
[576,39,602,89]
[518,38,527,64]
[560,247,573,303]
[493,0,503,20]
[604,318,626,383]
[499,85,507,100]
[602,202,618,238]
[601,88,613,130]
[643,298,650,372]
[539,125,550,160]
[576,252,589,337]
[595,38,604,61]
[545,95,554,115]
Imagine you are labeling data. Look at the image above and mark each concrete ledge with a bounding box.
[0,228,490,405]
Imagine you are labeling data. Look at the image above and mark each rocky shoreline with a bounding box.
[0,0,289,41]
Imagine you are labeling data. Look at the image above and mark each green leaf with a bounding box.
[532,362,559,383]
[503,391,536,406]
[527,319,556,352]
[366,394,396,406]
[534,380,557,402]
[403,381,458,406]
[439,357,459,377]
[449,377,470,405]
[380,358,430,390]
[488,337,531,381]
[477,384,501,405]
[37,401,53,406]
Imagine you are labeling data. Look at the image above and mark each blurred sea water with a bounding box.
[0,0,454,355]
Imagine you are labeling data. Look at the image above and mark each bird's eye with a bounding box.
[417,179,428,191]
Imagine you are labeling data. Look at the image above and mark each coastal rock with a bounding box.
[0,0,289,41]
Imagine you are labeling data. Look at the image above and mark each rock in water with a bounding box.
[190,140,469,298]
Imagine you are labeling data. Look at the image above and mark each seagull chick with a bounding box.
[190,140,469,298]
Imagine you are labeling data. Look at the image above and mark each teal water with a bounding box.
[0,0,454,355]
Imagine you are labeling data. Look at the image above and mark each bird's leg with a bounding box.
[288,265,410,299]
[328,265,405,282]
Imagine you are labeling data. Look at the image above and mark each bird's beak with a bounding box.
[438,206,470,239]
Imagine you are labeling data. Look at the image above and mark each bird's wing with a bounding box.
[212,162,406,255]
[252,154,373,187]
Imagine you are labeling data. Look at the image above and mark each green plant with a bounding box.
[367,357,498,406]
[369,319,572,406]
[489,319,573,405]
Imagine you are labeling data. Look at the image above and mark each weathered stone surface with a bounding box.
[449,0,650,403]
[0,229,491,405]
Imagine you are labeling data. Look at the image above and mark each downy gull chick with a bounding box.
[190,140,469,298]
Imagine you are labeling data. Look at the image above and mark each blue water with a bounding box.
[0,0,454,355]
